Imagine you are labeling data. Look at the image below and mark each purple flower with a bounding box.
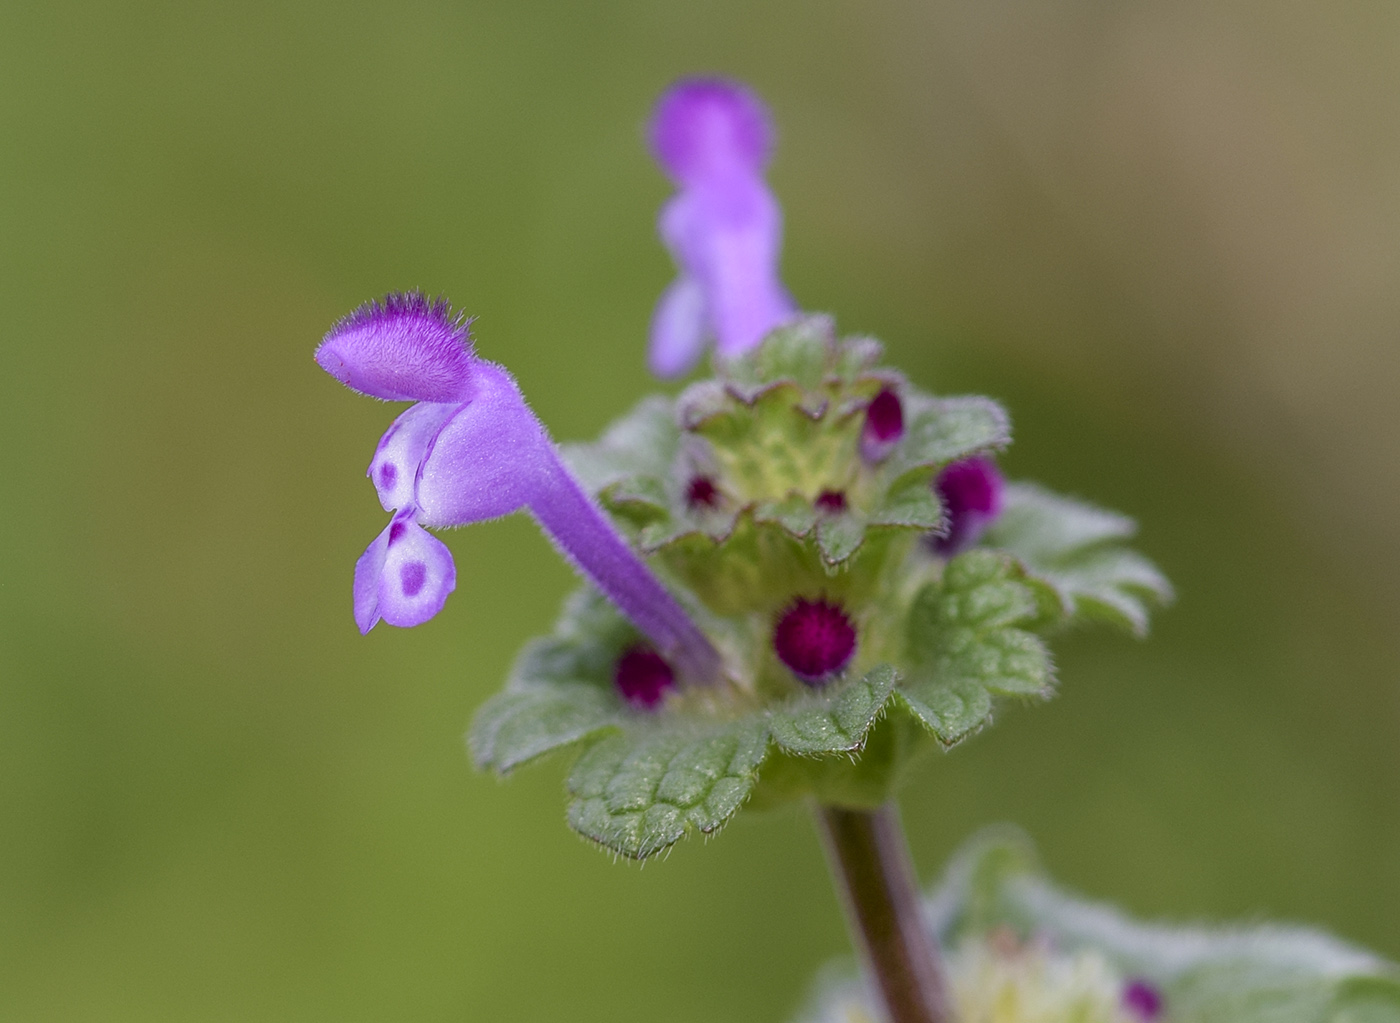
[318,293,720,683]
[1122,979,1164,1020]
[647,78,797,377]
[931,456,1004,556]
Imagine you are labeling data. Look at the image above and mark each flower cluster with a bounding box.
[801,933,1161,1023]
[316,77,1171,860]
[797,830,1400,1023]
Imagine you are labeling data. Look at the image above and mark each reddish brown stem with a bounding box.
[816,803,953,1023]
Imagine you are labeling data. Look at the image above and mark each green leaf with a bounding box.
[834,335,885,381]
[869,469,943,529]
[896,678,993,748]
[470,684,617,774]
[933,830,1400,1023]
[767,665,899,755]
[724,315,835,394]
[469,588,634,775]
[882,393,1011,485]
[566,717,769,859]
[755,494,818,538]
[815,511,867,564]
[984,482,1173,636]
[898,550,1053,746]
[559,395,679,492]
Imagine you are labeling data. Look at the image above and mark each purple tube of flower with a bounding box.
[646,78,797,377]
[317,293,721,683]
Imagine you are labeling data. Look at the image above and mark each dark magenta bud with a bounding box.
[1122,980,1163,1020]
[814,489,847,514]
[773,598,856,684]
[614,645,676,709]
[685,474,722,511]
[931,456,1004,556]
[860,387,904,463]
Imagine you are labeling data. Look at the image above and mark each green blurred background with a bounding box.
[3,1,1398,1020]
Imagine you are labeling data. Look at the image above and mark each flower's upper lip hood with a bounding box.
[316,292,476,403]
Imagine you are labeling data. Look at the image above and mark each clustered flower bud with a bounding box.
[860,386,904,463]
[932,455,1004,556]
[614,645,676,709]
[773,598,857,684]
[685,474,722,510]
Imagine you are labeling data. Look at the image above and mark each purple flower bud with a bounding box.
[647,78,797,377]
[861,387,904,463]
[685,474,722,511]
[320,293,721,683]
[814,489,847,514]
[614,645,676,709]
[316,293,475,403]
[773,597,857,685]
[931,456,1004,556]
[1122,979,1164,1020]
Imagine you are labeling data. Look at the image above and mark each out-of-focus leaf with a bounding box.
[985,483,1172,636]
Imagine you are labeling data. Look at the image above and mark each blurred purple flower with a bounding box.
[647,78,797,377]
[1122,979,1164,1020]
[931,456,1004,556]
[317,293,720,682]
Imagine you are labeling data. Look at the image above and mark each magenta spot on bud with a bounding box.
[773,598,856,684]
[861,388,904,462]
[866,389,903,442]
[1122,980,1163,1020]
[379,463,397,489]
[931,456,1004,555]
[686,475,722,510]
[614,645,676,709]
[400,561,426,597]
[815,490,847,513]
[388,520,407,545]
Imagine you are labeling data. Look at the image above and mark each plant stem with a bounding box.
[815,802,952,1023]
